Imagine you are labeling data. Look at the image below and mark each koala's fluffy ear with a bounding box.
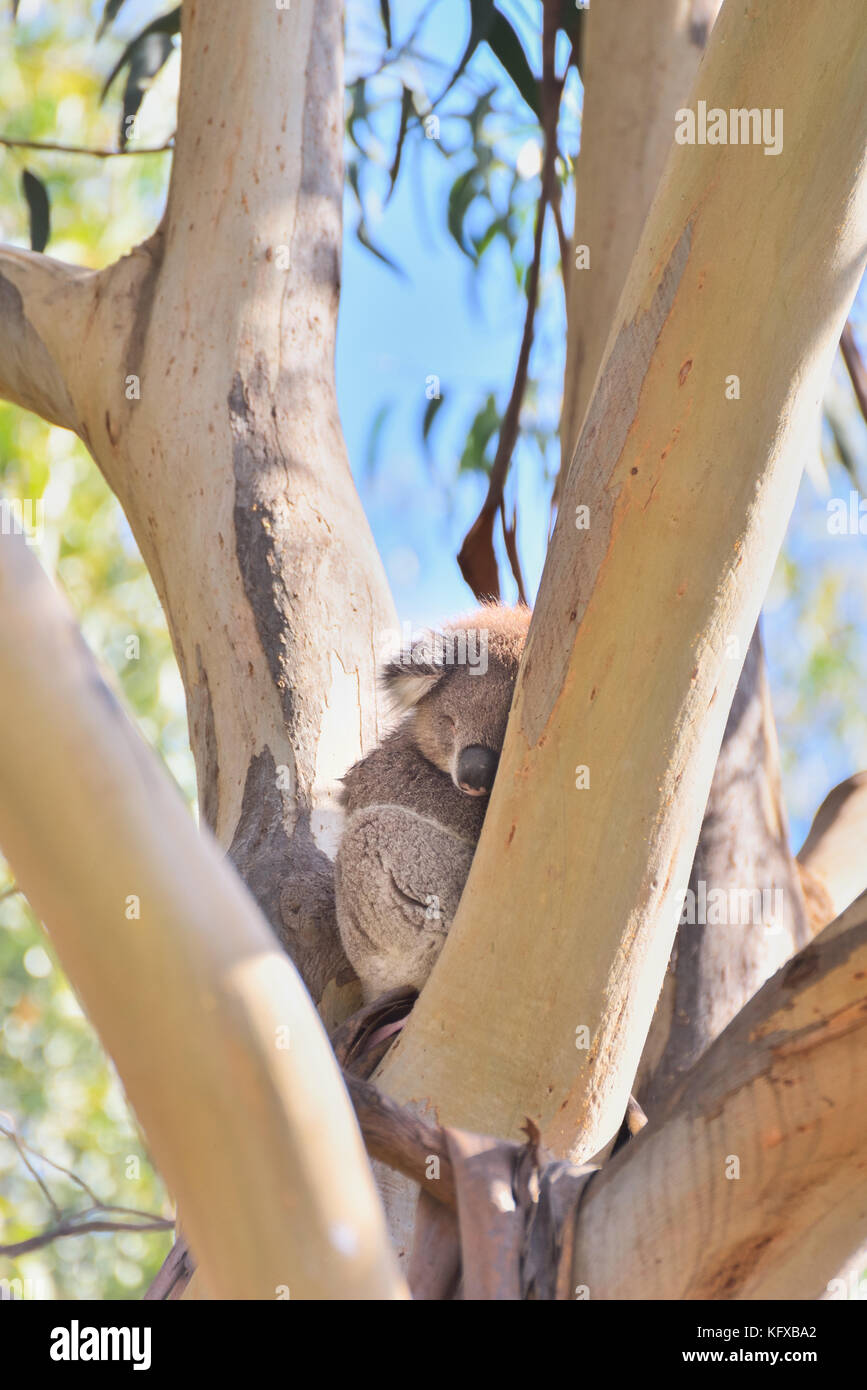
[381,635,446,712]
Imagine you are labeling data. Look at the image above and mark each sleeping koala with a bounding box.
[335,603,530,1002]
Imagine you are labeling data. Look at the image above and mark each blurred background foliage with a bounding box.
[1,0,866,1298]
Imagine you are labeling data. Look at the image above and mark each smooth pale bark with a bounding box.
[378,0,867,1169]
[797,773,867,930]
[0,534,404,1300]
[0,0,395,1020]
[571,898,867,1300]
[558,0,807,1107]
[0,248,90,431]
[559,0,722,482]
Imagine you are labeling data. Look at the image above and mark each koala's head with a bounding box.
[382,604,530,797]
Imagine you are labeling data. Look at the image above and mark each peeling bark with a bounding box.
[572,900,867,1300]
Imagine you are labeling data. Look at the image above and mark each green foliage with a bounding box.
[99,6,180,148]
[20,168,49,250]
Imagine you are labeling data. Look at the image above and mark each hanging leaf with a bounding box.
[435,0,496,109]
[473,212,509,260]
[97,0,130,40]
[386,86,414,201]
[346,158,363,208]
[379,0,392,48]
[467,88,496,142]
[447,167,480,261]
[346,77,369,154]
[365,401,394,476]
[459,394,501,474]
[422,392,446,453]
[558,3,586,74]
[118,31,176,146]
[486,9,540,119]
[101,6,180,101]
[356,220,405,276]
[21,170,50,253]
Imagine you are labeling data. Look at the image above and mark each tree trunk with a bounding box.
[0,0,395,1023]
[378,0,867,1180]
[0,534,404,1300]
[557,0,812,1112]
[559,0,723,483]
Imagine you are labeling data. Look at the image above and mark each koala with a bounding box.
[335,603,530,1003]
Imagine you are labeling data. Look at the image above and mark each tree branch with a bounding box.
[0,533,404,1300]
[572,898,867,1298]
[1,1215,173,1259]
[378,0,867,1171]
[0,135,174,158]
[840,320,867,425]
[456,0,562,600]
[797,772,867,931]
[0,247,97,432]
[557,0,723,501]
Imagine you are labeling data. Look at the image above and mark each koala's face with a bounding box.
[382,606,529,797]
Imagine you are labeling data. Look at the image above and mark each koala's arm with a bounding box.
[335,803,475,1003]
[340,727,485,840]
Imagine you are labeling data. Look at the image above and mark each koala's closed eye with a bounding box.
[336,603,530,1002]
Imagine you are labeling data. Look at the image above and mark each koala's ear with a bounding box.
[381,636,446,711]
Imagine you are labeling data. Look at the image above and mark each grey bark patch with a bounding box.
[228,749,350,1003]
[190,644,219,831]
[228,362,300,742]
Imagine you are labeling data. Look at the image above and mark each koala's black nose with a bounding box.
[457,745,499,796]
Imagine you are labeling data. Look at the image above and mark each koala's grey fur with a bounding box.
[335,603,530,1002]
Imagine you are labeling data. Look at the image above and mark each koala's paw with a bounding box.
[335,804,475,1002]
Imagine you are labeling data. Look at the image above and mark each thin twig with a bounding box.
[0,1115,61,1219]
[550,175,569,280]
[0,135,174,158]
[457,0,564,598]
[841,321,867,426]
[0,885,21,903]
[500,499,529,606]
[343,1071,456,1209]
[0,1116,102,1209]
[0,1215,173,1259]
[0,1116,172,1258]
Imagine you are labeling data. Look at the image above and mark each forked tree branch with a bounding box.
[572,895,867,1298]
[0,247,98,433]
[0,533,403,1300]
